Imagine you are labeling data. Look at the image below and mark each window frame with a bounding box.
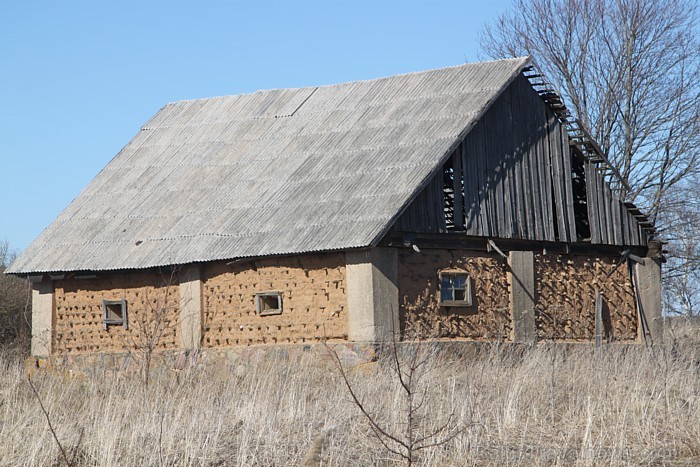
[102,298,128,330]
[255,291,283,316]
[438,271,472,307]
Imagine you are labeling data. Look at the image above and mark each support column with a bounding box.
[509,251,536,344]
[179,264,202,350]
[31,278,54,357]
[346,248,399,343]
[634,250,663,343]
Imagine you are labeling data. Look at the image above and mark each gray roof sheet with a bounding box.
[9,57,530,273]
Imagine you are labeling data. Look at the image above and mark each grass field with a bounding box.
[2,328,700,466]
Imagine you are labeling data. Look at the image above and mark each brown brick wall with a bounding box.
[201,254,347,346]
[54,271,180,354]
[535,253,638,341]
[398,249,512,340]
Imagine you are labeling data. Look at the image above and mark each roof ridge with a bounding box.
[163,57,530,107]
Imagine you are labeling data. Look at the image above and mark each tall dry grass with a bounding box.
[2,334,700,466]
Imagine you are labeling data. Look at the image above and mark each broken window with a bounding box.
[255,291,283,316]
[439,272,472,307]
[102,298,128,330]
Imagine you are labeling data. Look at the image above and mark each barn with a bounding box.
[7,57,662,360]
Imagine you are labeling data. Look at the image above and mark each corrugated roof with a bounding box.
[9,57,530,274]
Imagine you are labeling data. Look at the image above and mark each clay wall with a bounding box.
[201,254,347,346]
[535,253,638,341]
[50,249,638,354]
[54,272,180,354]
[398,249,512,340]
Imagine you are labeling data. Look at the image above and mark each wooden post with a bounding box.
[509,251,536,344]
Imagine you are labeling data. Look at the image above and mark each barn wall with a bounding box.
[201,253,347,347]
[49,250,638,355]
[535,253,638,341]
[398,249,513,340]
[54,272,181,354]
[398,248,639,343]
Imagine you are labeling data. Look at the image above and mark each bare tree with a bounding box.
[324,332,465,466]
[126,267,181,386]
[662,176,700,316]
[480,0,700,314]
[0,240,30,348]
[480,0,699,224]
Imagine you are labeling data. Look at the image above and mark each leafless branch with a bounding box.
[27,377,72,466]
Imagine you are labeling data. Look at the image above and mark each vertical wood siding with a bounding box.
[392,73,647,247]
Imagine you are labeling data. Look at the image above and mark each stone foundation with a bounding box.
[25,342,378,380]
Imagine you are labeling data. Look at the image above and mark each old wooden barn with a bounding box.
[7,57,662,360]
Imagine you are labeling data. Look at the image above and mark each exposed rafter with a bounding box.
[521,65,655,238]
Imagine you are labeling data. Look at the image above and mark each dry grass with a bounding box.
[2,336,700,466]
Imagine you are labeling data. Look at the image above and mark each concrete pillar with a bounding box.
[508,251,536,344]
[31,278,54,357]
[346,248,399,343]
[634,256,663,343]
[179,264,202,350]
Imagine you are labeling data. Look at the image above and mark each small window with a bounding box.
[439,272,472,307]
[102,299,128,330]
[255,291,283,316]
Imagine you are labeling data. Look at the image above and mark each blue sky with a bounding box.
[0,0,511,253]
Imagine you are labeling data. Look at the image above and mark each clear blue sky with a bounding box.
[0,0,510,253]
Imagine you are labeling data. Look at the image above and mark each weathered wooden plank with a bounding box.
[510,84,525,239]
[499,90,515,238]
[519,77,536,239]
[423,173,435,232]
[481,116,500,237]
[462,134,480,235]
[485,92,503,237]
[542,109,556,241]
[425,171,435,232]
[414,182,425,232]
[620,200,630,245]
[538,111,551,240]
[501,85,517,238]
[475,120,493,237]
[611,191,623,246]
[600,176,610,243]
[452,145,464,230]
[630,210,639,245]
[560,126,577,242]
[585,161,601,244]
[596,168,609,244]
[603,181,616,245]
[490,126,504,238]
[551,121,570,242]
[530,89,546,241]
